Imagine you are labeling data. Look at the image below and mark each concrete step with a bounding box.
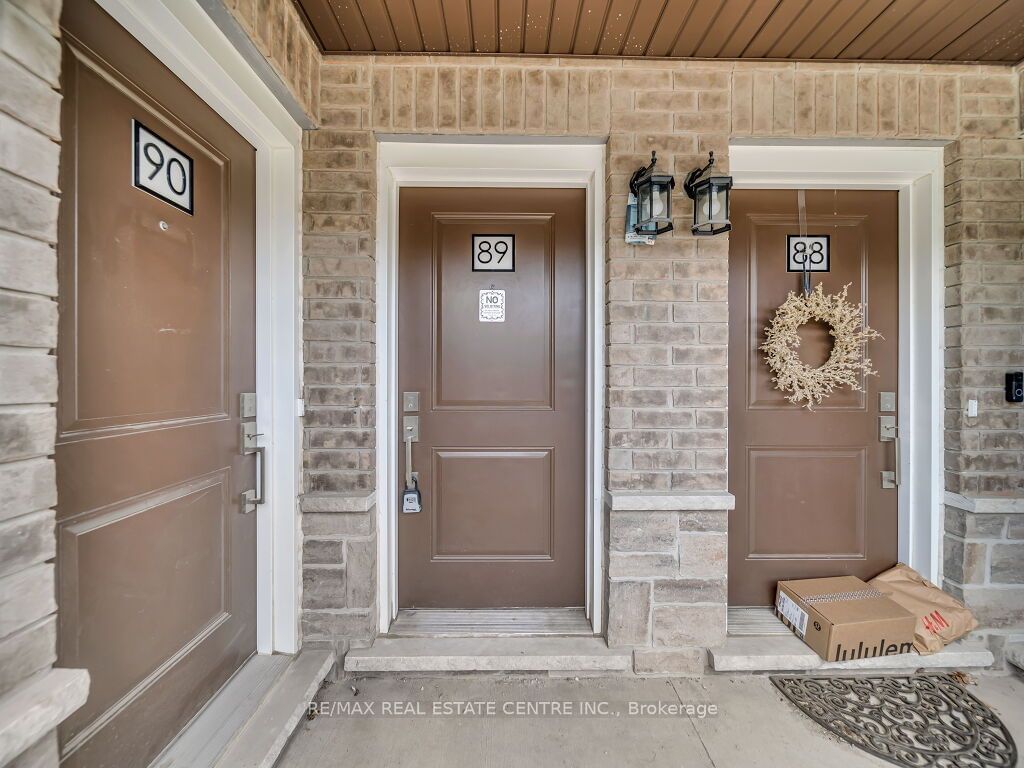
[344,637,632,674]
[153,654,290,768]
[152,650,334,768]
[1006,643,1024,673]
[214,650,334,768]
[710,633,994,673]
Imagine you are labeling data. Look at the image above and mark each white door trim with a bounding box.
[375,140,607,633]
[730,141,946,585]
[96,0,304,654]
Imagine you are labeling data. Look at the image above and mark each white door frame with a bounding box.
[96,0,304,654]
[730,141,946,585]
[375,139,606,633]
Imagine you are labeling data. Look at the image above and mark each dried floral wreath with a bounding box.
[760,283,881,409]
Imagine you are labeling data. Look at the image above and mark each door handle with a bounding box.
[879,416,900,489]
[241,423,266,514]
[241,446,266,514]
[403,416,419,488]
[402,416,422,513]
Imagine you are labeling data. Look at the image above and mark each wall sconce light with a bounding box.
[626,151,674,243]
[683,151,733,236]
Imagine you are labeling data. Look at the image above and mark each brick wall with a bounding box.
[0,0,81,763]
[299,56,1024,658]
[944,136,1024,496]
[222,0,321,121]
[304,58,1022,496]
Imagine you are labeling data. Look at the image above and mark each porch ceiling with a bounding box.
[293,0,1024,62]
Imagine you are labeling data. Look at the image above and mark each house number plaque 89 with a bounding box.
[472,234,515,271]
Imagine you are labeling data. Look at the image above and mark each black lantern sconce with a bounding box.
[627,151,675,241]
[683,151,733,236]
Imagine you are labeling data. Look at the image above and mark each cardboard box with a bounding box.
[775,576,917,662]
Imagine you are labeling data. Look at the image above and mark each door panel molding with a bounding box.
[376,140,606,631]
[431,448,555,561]
[58,37,232,438]
[431,213,556,411]
[745,213,871,411]
[746,447,866,560]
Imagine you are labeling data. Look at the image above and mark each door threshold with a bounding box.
[727,607,793,637]
[387,608,594,637]
[346,636,629,674]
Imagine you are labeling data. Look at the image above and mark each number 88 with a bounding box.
[793,240,825,265]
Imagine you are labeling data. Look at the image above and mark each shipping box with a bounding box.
[775,576,917,662]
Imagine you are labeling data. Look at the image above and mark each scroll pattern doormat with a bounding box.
[771,674,1017,768]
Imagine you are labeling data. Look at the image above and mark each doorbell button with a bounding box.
[1007,372,1024,403]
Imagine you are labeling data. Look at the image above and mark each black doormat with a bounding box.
[771,674,1018,768]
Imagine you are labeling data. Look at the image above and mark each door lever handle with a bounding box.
[241,446,266,514]
[402,416,422,513]
[403,416,419,488]
[879,416,900,489]
[252,445,266,505]
[240,423,266,513]
[892,435,901,487]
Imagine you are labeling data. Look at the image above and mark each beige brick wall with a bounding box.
[223,0,321,121]
[303,56,1022,496]
[0,0,67,762]
[299,56,1024,650]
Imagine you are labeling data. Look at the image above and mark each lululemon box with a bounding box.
[775,576,917,662]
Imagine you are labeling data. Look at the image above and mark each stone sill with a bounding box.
[300,491,377,513]
[945,492,1024,515]
[0,667,89,766]
[605,491,735,512]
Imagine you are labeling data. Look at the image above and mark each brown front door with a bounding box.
[397,188,586,608]
[56,2,257,766]
[728,189,899,606]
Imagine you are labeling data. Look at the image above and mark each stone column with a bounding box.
[300,492,378,658]
[943,495,1024,666]
[605,492,733,675]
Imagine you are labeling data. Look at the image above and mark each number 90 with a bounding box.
[143,141,188,196]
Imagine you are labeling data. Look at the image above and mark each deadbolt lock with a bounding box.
[240,392,257,419]
[403,391,420,412]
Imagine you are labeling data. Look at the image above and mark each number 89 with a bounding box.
[477,240,508,264]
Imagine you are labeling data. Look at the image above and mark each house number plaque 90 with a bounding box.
[132,120,194,215]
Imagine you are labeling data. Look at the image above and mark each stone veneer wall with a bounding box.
[0,0,87,764]
[298,55,1024,671]
[943,499,1024,665]
[222,0,321,121]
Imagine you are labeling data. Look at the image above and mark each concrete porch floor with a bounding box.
[279,672,1024,768]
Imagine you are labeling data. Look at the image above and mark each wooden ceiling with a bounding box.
[294,0,1024,61]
